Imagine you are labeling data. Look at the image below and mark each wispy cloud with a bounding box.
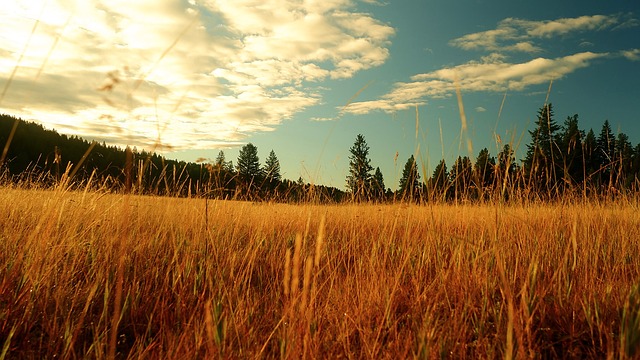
[621,48,640,61]
[346,13,633,115]
[310,116,336,122]
[449,15,621,53]
[346,52,608,114]
[0,0,394,151]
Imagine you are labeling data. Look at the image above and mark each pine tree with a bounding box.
[215,150,234,172]
[496,144,517,197]
[346,134,373,201]
[632,143,640,189]
[398,155,420,201]
[263,150,281,183]
[474,148,495,190]
[372,167,386,201]
[596,120,616,186]
[582,129,598,184]
[523,103,560,194]
[451,156,472,201]
[559,114,584,186]
[236,143,262,197]
[615,132,633,188]
[431,159,448,200]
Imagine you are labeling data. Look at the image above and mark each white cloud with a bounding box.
[449,26,531,53]
[0,0,394,152]
[359,0,387,5]
[342,99,419,115]
[524,15,619,37]
[346,52,608,114]
[310,116,335,122]
[622,48,640,61]
[450,15,621,53]
[475,106,486,113]
[344,13,627,116]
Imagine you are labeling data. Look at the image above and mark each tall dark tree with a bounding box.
[451,156,473,201]
[372,167,386,201]
[398,155,420,201]
[210,150,235,198]
[236,143,262,196]
[632,143,640,189]
[523,103,560,193]
[582,129,598,184]
[474,148,495,190]
[346,134,373,201]
[496,144,517,196]
[596,120,616,186]
[496,144,518,186]
[215,150,234,172]
[430,159,448,200]
[615,132,633,188]
[559,114,584,186]
[263,149,282,189]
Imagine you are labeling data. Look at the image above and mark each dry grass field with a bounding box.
[1,186,640,359]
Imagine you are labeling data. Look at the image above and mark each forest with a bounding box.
[2,103,640,203]
[0,113,343,202]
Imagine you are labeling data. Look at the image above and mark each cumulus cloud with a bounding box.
[0,0,394,151]
[450,15,621,53]
[346,52,608,114]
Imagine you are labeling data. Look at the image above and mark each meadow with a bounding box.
[1,186,639,359]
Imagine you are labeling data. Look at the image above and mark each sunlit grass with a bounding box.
[1,186,639,358]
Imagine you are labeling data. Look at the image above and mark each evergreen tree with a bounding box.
[474,148,495,190]
[215,150,225,168]
[451,156,473,201]
[559,114,584,186]
[582,129,598,183]
[211,150,235,197]
[398,155,420,201]
[263,150,282,185]
[372,167,386,201]
[215,150,234,172]
[523,103,560,194]
[496,144,517,196]
[236,143,262,197]
[615,132,633,187]
[596,120,616,186]
[496,144,516,178]
[632,143,640,189]
[346,134,373,201]
[431,159,448,200]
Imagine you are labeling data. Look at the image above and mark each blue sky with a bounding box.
[1,0,639,190]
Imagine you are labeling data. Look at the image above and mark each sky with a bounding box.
[1,0,639,190]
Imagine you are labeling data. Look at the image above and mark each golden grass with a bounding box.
[1,187,639,359]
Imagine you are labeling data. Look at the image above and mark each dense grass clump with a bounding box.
[1,186,639,359]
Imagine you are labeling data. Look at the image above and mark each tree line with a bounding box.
[345,103,640,202]
[0,114,344,202]
[2,103,640,203]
